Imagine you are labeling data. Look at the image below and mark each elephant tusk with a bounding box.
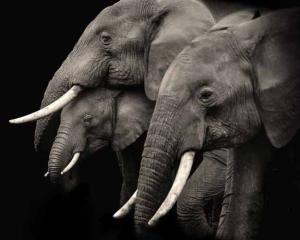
[148,151,195,226]
[61,152,81,175]
[44,171,49,178]
[113,190,137,219]
[9,85,82,124]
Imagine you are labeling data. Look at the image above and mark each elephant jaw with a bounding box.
[113,151,196,225]
[61,170,79,192]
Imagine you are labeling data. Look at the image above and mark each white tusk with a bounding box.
[44,171,49,178]
[9,85,82,124]
[113,190,137,219]
[148,151,195,226]
[61,152,81,175]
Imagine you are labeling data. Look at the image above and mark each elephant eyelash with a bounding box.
[83,114,93,125]
[198,88,214,104]
[101,32,112,45]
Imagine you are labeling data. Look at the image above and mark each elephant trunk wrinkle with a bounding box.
[48,123,73,182]
[135,97,181,227]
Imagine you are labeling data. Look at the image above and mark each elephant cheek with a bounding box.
[61,168,79,192]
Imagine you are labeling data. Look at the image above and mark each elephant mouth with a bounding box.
[60,167,79,192]
[87,139,110,155]
[60,152,81,175]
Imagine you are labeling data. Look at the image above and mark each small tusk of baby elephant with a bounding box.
[9,85,82,124]
[61,152,81,175]
[44,172,49,178]
[113,190,137,219]
[148,151,195,226]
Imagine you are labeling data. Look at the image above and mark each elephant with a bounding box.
[133,7,300,240]
[45,88,153,192]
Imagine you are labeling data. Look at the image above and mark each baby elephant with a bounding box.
[47,88,153,191]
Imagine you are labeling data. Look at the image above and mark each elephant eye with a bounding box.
[101,32,112,45]
[83,114,93,126]
[198,88,214,103]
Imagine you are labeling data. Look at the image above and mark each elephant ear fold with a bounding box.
[111,91,154,151]
[238,9,300,148]
[145,0,214,100]
[210,9,260,31]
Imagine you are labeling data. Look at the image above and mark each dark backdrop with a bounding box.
[3,1,300,240]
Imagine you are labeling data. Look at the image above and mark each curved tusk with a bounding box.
[9,85,82,124]
[61,152,81,175]
[148,151,195,226]
[113,190,137,219]
[44,171,49,178]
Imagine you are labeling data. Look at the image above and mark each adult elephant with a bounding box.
[133,8,300,240]
[10,0,215,149]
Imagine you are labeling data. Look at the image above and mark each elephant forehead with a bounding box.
[160,49,212,92]
[95,0,158,24]
[190,32,236,63]
[160,34,239,95]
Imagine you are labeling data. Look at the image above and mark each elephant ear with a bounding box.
[210,9,261,31]
[112,91,154,151]
[236,9,300,148]
[145,0,215,101]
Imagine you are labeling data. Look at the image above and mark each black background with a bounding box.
[3,1,300,240]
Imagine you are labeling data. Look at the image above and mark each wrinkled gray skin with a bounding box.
[136,8,300,240]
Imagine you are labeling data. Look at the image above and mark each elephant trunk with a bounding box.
[135,96,180,228]
[33,50,109,151]
[34,73,71,152]
[48,122,73,183]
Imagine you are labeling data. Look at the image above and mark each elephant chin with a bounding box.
[48,165,79,192]
[61,171,79,192]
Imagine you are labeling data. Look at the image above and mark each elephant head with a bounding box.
[134,8,300,227]
[9,0,215,152]
[47,87,153,190]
